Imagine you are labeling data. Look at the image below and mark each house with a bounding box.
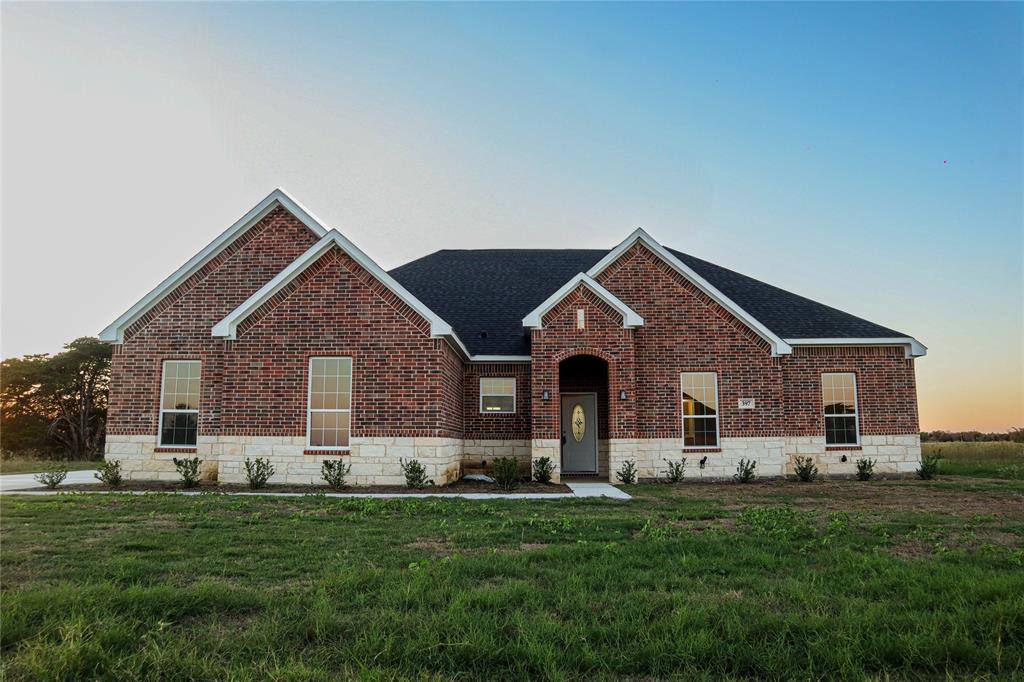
[100,189,925,484]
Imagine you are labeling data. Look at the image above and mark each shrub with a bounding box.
[917,452,942,480]
[94,460,123,487]
[33,462,68,489]
[532,456,554,484]
[492,456,520,491]
[321,460,352,489]
[663,458,686,483]
[172,456,202,488]
[400,458,430,488]
[856,458,876,481]
[793,456,818,482]
[616,460,638,485]
[243,458,275,489]
[734,458,757,484]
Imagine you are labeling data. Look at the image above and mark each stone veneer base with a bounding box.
[106,434,921,486]
[606,434,922,482]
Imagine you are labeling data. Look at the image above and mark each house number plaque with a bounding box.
[571,404,585,442]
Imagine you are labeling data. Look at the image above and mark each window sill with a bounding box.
[155,447,197,454]
[826,446,862,452]
[683,448,721,453]
[304,449,350,456]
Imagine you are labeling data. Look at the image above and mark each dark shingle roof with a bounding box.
[388,247,906,356]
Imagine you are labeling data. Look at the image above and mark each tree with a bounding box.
[1,337,112,459]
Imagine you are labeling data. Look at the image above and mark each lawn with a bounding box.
[923,441,1024,479]
[0,458,99,475]
[2,479,1022,680]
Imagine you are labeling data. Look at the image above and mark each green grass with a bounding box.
[0,458,100,475]
[923,441,1024,479]
[2,481,1023,680]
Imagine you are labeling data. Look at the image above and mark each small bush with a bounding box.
[492,456,520,491]
[616,460,638,485]
[532,456,554,484]
[663,458,686,483]
[856,458,876,481]
[172,456,202,488]
[94,460,123,487]
[321,460,352,489]
[734,458,757,484]
[793,456,818,482]
[400,458,430,488]
[917,452,942,480]
[33,462,68,489]
[243,458,275,489]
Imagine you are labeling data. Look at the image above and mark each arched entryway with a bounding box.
[558,355,609,476]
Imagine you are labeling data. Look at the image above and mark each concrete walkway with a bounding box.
[0,472,630,500]
[0,469,98,492]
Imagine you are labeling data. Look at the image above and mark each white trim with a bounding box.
[680,371,720,450]
[306,356,353,451]
[522,273,644,329]
[586,228,792,356]
[469,355,532,363]
[479,377,517,414]
[212,229,466,350]
[158,360,201,448]
[821,372,860,446]
[786,337,927,358]
[99,188,328,343]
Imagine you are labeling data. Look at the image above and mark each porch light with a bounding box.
[542,390,550,401]
[619,390,627,401]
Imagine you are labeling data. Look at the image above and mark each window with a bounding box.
[307,357,352,449]
[822,373,859,445]
[480,378,516,413]
[681,372,719,447]
[159,360,200,447]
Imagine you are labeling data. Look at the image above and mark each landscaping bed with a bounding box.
[38,479,572,495]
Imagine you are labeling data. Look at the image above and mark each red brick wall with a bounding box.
[782,346,919,436]
[597,243,786,438]
[464,362,532,440]
[530,286,637,439]
[221,247,461,439]
[108,206,320,436]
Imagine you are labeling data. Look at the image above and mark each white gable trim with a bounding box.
[212,230,468,357]
[786,337,928,358]
[522,273,644,329]
[586,228,793,356]
[98,188,329,343]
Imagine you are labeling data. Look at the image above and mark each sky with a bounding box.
[2,2,1021,432]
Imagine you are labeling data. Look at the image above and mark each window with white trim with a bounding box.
[822,373,859,445]
[307,357,352,449]
[159,360,200,447]
[480,378,516,413]
[681,372,719,448]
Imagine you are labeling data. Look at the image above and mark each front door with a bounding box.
[561,393,598,473]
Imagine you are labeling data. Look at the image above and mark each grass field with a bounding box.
[923,441,1024,479]
[0,459,100,475]
[2,478,1022,680]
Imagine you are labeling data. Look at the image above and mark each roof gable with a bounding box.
[213,230,468,356]
[588,228,792,355]
[522,273,644,329]
[99,189,328,343]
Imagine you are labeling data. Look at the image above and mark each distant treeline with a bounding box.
[921,428,1024,443]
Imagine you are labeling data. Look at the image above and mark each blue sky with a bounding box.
[2,2,1021,429]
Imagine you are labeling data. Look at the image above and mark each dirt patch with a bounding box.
[405,539,449,553]
[890,538,934,560]
[44,480,572,495]
[649,479,1024,521]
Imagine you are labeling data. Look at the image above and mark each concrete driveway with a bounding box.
[0,469,98,492]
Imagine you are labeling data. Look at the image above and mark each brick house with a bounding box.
[100,189,926,484]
